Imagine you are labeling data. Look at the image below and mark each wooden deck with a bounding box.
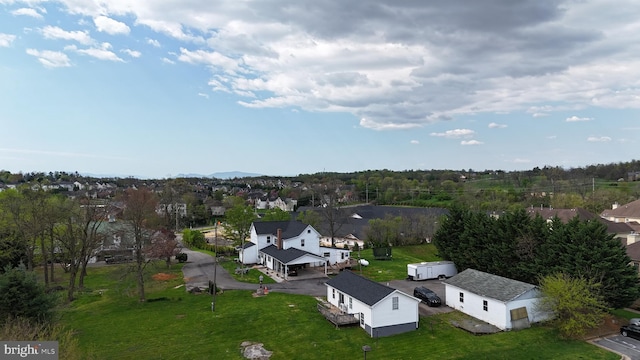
[317,301,359,327]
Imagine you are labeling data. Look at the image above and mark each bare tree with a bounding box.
[120,187,159,302]
[145,228,180,268]
[317,184,347,247]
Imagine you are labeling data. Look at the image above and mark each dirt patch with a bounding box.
[584,314,624,339]
[152,273,178,281]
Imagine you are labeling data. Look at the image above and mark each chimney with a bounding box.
[277,228,282,249]
[612,202,619,210]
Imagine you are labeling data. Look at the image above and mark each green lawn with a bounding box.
[58,262,617,360]
[356,244,442,281]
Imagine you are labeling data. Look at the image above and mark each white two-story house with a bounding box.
[239,220,351,279]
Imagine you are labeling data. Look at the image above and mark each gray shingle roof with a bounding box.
[444,269,537,302]
[252,220,309,239]
[260,245,323,264]
[295,205,449,240]
[601,199,640,218]
[325,270,395,306]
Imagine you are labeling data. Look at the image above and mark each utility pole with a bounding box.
[212,220,218,312]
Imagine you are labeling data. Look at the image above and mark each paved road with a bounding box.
[180,246,328,296]
[592,334,639,360]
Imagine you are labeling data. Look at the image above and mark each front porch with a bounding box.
[316,299,359,327]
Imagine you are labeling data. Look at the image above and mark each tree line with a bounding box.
[432,206,640,309]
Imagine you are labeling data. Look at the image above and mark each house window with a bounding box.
[360,312,365,325]
[392,296,399,310]
[324,252,330,257]
[266,236,271,243]
[332,289,335,299]
[459,292,464,303]
[349,297,353,309]
[307,229,311,233]
[341,252,345,259]
[301,239,305,247]
[483,300,488,311]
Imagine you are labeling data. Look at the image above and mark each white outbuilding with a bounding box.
[325,270,420,337]
[444,269,551,331]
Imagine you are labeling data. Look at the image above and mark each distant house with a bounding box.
[444,269,551,331]
[526,206,597,223]
[296,205,449,249]
[325,271,420,337]
[239,220,351,279]
[601,199,640,224]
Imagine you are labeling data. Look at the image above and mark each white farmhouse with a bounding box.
[239,220,351,279]
[325,270,420,337]
[444,269,551,331]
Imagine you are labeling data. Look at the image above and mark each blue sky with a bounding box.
[1,1,639,179]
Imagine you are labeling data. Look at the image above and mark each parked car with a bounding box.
[620,324,640,340]
[413,286,441,307]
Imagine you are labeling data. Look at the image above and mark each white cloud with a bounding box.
[587,136,612,142]
[0,33,16,47]
[93,16,130,35]
[162,57,175,64]
[461,140,483,146]
[13,1,640,130]
[41,26,92,45]
[11,8,43,19]
[488,122,507,129]
[121,49,141,58]
[147,38,161,47]
[410,140,419,144]
[566,115,593,122]
[430,129,475,139]
[197,92,209,99]
[510,158,531,163]
[25,48,71,68]
[65,43,124,62]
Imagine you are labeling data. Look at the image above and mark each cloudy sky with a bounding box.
[1,0,639,178]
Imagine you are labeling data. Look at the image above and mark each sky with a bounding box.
[1,1,639,179]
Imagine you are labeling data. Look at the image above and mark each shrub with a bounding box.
[0,264,57,324]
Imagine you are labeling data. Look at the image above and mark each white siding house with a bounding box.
[444,269,551,331]
[239,220,351,279]
[325,271,420,337]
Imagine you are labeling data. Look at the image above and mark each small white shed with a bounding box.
[444,269,551,331]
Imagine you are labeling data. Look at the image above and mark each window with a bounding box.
[483,300,488,311]
[266,236,271,244]
[307,229,311,233]
[459,292,464,303]
[332,289,335,299]
[349,297,353,309]
[341,252,345,259]
[301,239,305,247]
[324,252,330,257]
[360,312,365,325]
[392,296,399,310]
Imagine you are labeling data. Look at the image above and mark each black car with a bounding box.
[413,286,441,307]
[621,324,640,340]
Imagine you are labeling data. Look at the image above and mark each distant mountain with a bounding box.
[210,171,264,179]
[174,171,264,179]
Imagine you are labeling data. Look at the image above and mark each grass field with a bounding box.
[57,257,617,360]
[351,244,443,282]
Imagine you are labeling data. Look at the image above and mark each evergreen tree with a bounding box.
[0,264,57,323]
